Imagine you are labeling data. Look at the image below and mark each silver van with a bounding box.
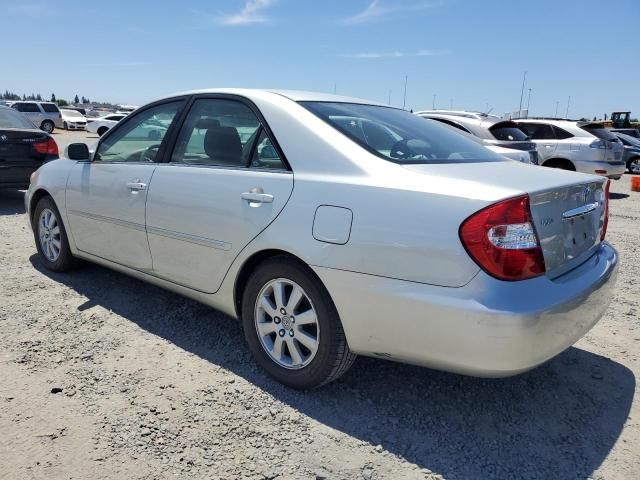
[10,101,63,133]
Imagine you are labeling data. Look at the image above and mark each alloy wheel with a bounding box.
[254,278,320,369]
[38,208,62,262]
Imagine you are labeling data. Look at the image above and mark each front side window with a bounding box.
[95,101,182,163]
[41,103,60,113]
[171,98,285,169]
[14,102,40,113]
[301,102,501,164]
[517,123,555,140]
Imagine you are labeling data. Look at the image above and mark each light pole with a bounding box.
[526,88,532,113]
[432,94,436,109]
[554,101,559,118]
[518,71,527,113]
[565,96,571,118]
[402,75,408,109]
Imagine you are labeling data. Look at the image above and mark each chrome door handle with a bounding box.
[126,182,147,191]
[241,192,273,203]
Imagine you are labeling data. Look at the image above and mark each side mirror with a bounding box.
[66,143,91,161]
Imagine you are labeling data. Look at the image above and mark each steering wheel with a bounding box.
[141,144,161,162]
[390,139,416,159]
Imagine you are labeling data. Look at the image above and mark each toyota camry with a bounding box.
[26,89,618,389]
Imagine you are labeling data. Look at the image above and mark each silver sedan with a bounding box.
[26,89,618,389]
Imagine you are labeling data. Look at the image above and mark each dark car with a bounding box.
[610,128,640,139]
[0,106,58,190]
[614,132,640,173]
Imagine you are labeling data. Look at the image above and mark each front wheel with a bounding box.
[241,258,356,389]
[97,126,109,136]
[33,196,77,272]
[63,121,68,130]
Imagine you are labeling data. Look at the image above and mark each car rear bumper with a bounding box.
[574,160,626,179]
[313,241,618,377]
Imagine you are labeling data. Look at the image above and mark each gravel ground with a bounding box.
[1,144,639,479]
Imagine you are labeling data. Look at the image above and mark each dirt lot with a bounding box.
[1,140,639,479]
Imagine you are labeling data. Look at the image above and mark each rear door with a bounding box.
[145,96,294,293]
[12,102,44,127]
[517,122,557,160]
[66,100,185,270]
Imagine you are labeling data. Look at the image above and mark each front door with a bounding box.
[518,122,557,161]
[145,97,294,292]
[66,100,184,270]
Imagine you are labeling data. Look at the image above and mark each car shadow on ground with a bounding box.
[30,255,635,480]
[610,192,630,200]
[0,189,26,216]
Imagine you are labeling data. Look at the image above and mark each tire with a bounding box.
[40,120,54,134]
[63,121,68,130]
[32,196,77,272]
[628,157,640,174]
[241,257,356,389]
[543,158,575,171]
[97,126,109,136]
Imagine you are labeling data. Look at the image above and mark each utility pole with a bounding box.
[554,101,559,118]
[402,75,408,110]
[565,95,571,118]
[518,71,527,113]
[526,88,532,112]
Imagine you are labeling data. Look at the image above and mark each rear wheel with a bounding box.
[40,120,54,134]
[97,126,109,136]
[628,157,640,174]
[241,257,356,389]
[63,121,68,130]
[33,196,76,272]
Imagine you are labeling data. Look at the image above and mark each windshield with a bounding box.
[62,109,83,118]
[301,102,502,164]
[0,107,36,129]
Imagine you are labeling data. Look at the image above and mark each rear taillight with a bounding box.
[33,138,58,156]
[601,180,610,241]
[459,195,545,281]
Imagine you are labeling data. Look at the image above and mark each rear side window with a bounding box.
[41,103,60,113]
[552,126,574,139]
[489,122,529,141]
[430,117,472,134]
[580,124,619,142]
[171,98,286,169]
[13,102,41,113]
[302,102,501,164]
[517,123,555,140]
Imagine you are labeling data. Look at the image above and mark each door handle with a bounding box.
[241,192,273,204]
[126,181,147,191]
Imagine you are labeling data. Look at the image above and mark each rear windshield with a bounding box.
[301,102,502,164]
[0,107,36,129]
[580,124,619,142]
[489,122,529,141]
[41,103,60,113]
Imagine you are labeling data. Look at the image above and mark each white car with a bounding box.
[514,119,625,179]
[26,89,618,389]
[86,113,127,136]
[60,109,88,130]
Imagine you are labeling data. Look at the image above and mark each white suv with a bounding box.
[10,101,63,133]
[515,119,625,179]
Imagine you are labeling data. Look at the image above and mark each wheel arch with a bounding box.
[233,249,315,318]
[542,157,576,170]
[29,188,53,224]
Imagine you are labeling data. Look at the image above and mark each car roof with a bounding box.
[170,88,390,107]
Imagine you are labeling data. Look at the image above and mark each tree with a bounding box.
[51,93,56,102]
[74,94,79,104]
[22,94,26,100]
[36,94,42,101]
[81,96,86,104]
[56,98,69,107]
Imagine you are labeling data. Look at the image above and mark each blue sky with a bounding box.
[1,0,638,118]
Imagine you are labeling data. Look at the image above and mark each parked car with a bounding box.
[60,109,88,131]
[26,89,618,389]
[0,105,58,189]
[10,101,63,133]
[515,119,625,179]
[415,110,539,164]
[610,128,640,139]
[86,113,127,136]
[613,132,640,173]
